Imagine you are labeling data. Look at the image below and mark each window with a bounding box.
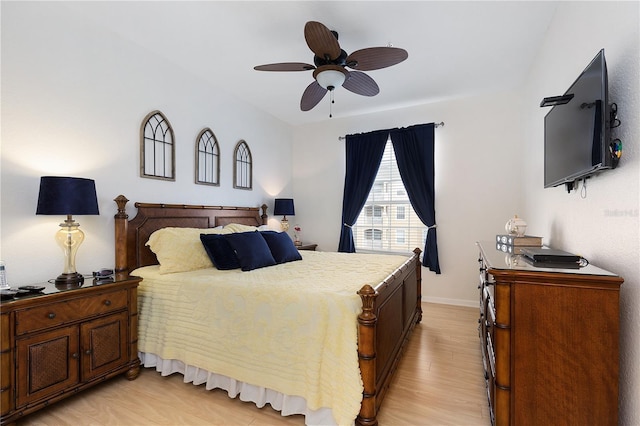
[353,140,427,253]
[364,229,383,240]
[195,128,220,186]
[140,110,175,180]
[364,228,383,249]
[365,205,384,217]
[233,140,252,190]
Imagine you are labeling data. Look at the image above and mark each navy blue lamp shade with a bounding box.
[36,176,99,288]
[273,198,295,216]
[273,198,294,232]
[36,176,99,216]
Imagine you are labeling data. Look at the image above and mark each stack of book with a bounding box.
[496,234,543,254]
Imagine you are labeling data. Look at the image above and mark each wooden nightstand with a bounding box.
[296,243,317,251]
[0,275,141,425]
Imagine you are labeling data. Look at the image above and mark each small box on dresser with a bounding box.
[477,241,623,426]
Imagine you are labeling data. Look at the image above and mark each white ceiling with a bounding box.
[64,1,558,126]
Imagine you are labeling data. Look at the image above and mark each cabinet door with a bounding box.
[16,327,80,408]
[80,311,128,381]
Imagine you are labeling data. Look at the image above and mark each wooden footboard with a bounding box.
[357,248,422,426]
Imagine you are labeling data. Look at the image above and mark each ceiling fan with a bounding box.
[254,21,408,114]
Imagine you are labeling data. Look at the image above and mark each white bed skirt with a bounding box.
[139,352,342,426]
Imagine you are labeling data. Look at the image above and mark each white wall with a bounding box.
[521,2,639,424]
[1,2,293,285]
[292,89,526,306]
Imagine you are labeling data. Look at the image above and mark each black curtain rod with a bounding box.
[338,122,444,141]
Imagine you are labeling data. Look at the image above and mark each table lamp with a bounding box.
[36,176,99,288]
[273,198,295,232]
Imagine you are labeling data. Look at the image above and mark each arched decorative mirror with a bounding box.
[233,140,252,190]
[140,110,175,181]
[195,128,220,186]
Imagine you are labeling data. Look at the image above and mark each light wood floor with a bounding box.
[22,303,489,425]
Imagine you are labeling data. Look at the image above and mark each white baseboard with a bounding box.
[422,296,477,308]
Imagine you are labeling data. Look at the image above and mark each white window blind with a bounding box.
[353,140,427,253]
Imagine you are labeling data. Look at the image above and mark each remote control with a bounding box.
[18,285,45,292]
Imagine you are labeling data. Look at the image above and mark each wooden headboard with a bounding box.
[114,195,268,274]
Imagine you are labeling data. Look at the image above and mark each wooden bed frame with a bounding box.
[113,195,422,426]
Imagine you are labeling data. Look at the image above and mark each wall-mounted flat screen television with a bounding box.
[543,49,614,190]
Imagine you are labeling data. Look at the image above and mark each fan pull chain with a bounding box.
[329,89,335,118]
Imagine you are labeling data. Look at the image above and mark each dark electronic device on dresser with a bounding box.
[541,49,620,192]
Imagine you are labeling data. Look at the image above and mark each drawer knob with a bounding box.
[85,349,92,355]
[71,353,78,359]
[47,313,56,319]
[104,300,112,306]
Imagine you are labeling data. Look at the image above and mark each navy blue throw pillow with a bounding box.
[260,231,302,264]
[200,234,240,270]
[223,231,276,271]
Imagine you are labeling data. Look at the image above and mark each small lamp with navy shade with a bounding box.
[273,198,294,232]
[36,176,99,288]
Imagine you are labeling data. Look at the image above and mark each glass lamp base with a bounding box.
[55,272,85,289]
[54,216,85,290]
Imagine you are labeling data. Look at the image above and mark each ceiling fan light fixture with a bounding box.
[314,66,348,90]
[255,21,408,113]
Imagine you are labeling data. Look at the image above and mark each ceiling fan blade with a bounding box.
[254,62,315,72]
[343,71,380,97]
[300,81,328,111]
[346,47,408,71]
[304,21,341,61]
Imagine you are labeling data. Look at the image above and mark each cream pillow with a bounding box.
[146,227,230,274]
[223,223,259,233]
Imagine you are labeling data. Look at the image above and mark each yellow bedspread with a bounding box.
[134,250,411,425]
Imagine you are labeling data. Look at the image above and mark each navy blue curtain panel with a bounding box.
[337,130,388,252]
[390,123,441,274]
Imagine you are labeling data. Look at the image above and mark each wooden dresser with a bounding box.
[0,275,141,425]
[477,241,623,426]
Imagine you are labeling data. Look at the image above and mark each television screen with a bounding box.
[544,49,610,189]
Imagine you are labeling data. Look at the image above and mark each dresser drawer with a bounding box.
[15,289,128,335]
